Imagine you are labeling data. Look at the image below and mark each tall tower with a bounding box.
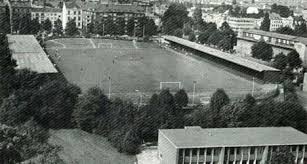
[62,2,68,32]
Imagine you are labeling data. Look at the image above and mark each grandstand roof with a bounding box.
[242,29,307,45]
[163,35,279,72]
[7,35,58,74]
[160,127,307,148]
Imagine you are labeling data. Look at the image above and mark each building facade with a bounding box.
[269,13,283,31]
[226,16,262,32]
[31,8,62,28]
[236,29,307,66]
[158,127,307,164]
[62,1,83,30]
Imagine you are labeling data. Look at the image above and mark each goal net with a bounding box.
[98,43,113,48]
[160,82,182,91]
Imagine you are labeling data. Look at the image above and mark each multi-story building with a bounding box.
[281,16,294,29]
[94,3,146,34]
[269,13,283,31]
[62,1,83,30]
[31,8,62,28]
[226,16,262,32]
[158,126,307,164]
[236,29,307,66]
[254,0,303,7]
[203,13,226,28]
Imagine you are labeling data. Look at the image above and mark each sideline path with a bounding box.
[49,129,136,164]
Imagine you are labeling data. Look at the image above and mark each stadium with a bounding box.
[45,38,275,103]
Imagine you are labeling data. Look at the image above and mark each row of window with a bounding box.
[67,10,81,15]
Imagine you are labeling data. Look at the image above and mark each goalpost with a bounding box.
[98,43,113,48]
[160,82,182,90]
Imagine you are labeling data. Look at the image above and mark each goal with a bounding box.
[160,82,182,91]
[98,43,113,48]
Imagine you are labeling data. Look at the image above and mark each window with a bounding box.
[74,11,76,15]
[206,148,211,155]
[250,147,255,154]
[78,11,81,15]
[68,11,70,15]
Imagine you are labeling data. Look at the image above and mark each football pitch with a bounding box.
[46,38,269,102]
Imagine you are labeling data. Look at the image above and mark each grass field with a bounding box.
[46,38,272,102]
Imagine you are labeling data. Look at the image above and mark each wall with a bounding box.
[158,131,178,164]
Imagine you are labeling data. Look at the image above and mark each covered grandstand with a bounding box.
[7,35,58,74]
[163,35,281,83]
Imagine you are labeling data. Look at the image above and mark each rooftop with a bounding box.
[163,35,279,72]
[31,7,62,12]
[95,3,146,13]
[7,35,58,74]
[242,29,307,45]
[160,127,307,148]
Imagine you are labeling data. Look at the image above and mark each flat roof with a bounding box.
[7,35,58,74]
[160,127,307,148]
[163,35,279,72]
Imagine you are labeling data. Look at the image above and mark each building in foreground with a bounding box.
[7,34,58,74]
[236,29,307,67]
[158,126,307,164]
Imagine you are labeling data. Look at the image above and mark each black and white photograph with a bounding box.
[0,0,307,163]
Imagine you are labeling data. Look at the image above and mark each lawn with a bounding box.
[45,38,270,102]
[49,129,136,164]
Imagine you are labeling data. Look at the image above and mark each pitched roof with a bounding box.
[95,3,146,13]
[160,127,307,148]
[242,29,307,45]
[31,7,62,13]
[163,35,279,72]
[7,35,58,74]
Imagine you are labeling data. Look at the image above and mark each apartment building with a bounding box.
[158,126,307,164]
[31,8,62,27]
[226,16,262,32]
[269,13,283,31]
[236,29,307,66]
[62,1,83,30]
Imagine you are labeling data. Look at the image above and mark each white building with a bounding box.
[31,8,62,28]
[62,1,83,30]
[281,16,294,29]
[226,16,262,32]
[203,13,226,28]
[269,13,283,31]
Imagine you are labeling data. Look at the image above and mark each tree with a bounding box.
[273,52,288,70]
[294,17,307,36]
[210,88,230,127]
[173,28,183,38]
[30,18,41,34]
[144,18,157,37]
[0,34,17,101]
[19,13,33,34]
[260,13,270,31]
[0,5,11,34]
[31,80,81,129]
[183,24,193,36]
[174,89,189,107]
[271,4,292,18]
[74,87,110,133]
[210,88,230,113]
[219,101,249,127]
[287,50,302,68]
[207,30,223,46]
[198,31,211,44]
[218,37,232,51]
[188,33,196,42]
[271,146,295,164]
[65,18,79,36]
[0,94,30,126]
[275,26,295,35]
[43,18,52,34]
[127,18,135,36]
[116,17,126,36]
[193,7,205,31]
[251,40,273,61]
[53,19,63,36]
[121,128,141,154]
[162,3,188,35]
